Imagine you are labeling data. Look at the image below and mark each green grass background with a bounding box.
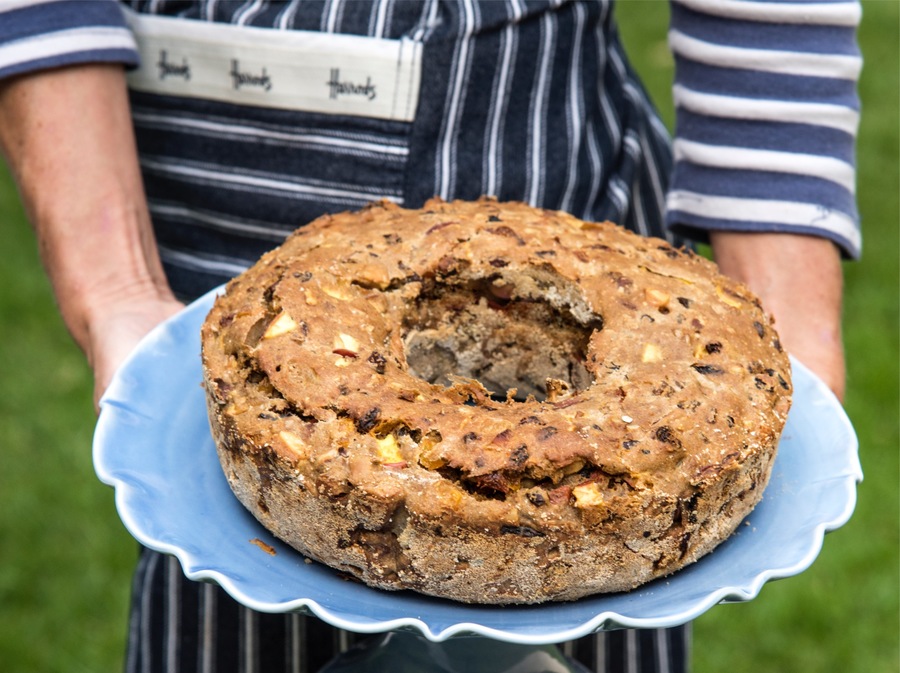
[1,1,897,671]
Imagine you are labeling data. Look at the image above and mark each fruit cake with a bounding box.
[200,197,792,604]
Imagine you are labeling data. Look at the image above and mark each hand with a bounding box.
[710,231,846,402]
[85,291,185,411]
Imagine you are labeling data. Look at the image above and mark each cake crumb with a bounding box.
[250,538,277,556]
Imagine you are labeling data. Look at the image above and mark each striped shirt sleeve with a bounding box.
[0,0,138,81]
[664,0,863,258]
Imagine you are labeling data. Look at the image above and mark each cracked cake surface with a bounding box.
[200,197,792,604]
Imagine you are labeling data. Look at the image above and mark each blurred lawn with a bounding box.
[0,2,897,672]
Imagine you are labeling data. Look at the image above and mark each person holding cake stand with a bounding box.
[0,1,858,671]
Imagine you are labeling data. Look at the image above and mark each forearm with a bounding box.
[710,231,845,401]
[0,64,182,407]
[0,64,175,361]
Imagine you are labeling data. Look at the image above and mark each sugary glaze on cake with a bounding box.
[201,198,792,604]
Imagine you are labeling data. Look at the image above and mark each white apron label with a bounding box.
[124,9,422,122]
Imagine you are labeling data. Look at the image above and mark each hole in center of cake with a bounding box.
[402,274,601,402]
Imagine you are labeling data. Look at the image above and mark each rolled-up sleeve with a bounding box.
[665,0,863,258]
[0,0,138,81]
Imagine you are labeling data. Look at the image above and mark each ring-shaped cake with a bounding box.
[201,198,791,604]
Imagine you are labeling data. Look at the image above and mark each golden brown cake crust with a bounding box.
[200,198,792,604]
